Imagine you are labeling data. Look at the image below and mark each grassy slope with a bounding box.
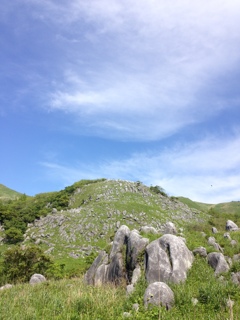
[1,180,240,319]
[0,184,22,200]
[178,196,240,215]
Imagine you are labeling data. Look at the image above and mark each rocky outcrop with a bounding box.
[145,234,193,284]
[144,282,174,310]
[207,252,230,275]
[84,225,149,286]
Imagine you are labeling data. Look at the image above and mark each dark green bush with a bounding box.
[1,245,54,284]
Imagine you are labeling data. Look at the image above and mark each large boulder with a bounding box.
[207,252,230,275]
[144,282,174,310]
[226,220,239,231]
[145,234,193,284]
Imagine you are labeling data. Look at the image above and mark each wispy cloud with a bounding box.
[17,0,240,140]
[40,132,240,203]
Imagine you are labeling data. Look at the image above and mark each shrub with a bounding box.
[1,245,54,284]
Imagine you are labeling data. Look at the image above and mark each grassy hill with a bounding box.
[1,179,240,319]
[0,184,22,200]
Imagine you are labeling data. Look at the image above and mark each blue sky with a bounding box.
[1,0,240,203]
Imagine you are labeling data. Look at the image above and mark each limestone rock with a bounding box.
[226,220,239,231]
[127,229,149,273]
[29,274,46,285]
[84,251,108,285]
[212,227,218,234]
[193,247,207,258]
[110,225,130,259]
[140,226,158,234]
[144,282,174,310]
[0,284,13,290]
[163,222,177,235]
[145,234,193,284]
[207,252,230,275]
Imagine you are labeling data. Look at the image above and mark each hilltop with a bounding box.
[0,184,22,200]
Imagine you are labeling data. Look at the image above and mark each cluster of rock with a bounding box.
[85,219,240,313]
[85,223,194,310]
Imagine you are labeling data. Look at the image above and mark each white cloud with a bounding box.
[40,133,240,203]
[19,0,239,140]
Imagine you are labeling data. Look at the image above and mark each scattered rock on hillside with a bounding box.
[140,226,158,234]
[163,222,177,235]
[0,284,13,290]
[231,272,240,285]
[29,274,46,285]
[212,227,218,234]
[193,247,207,258]
[207,237,223,252]
[144,282,174,310]
[226,220,239,231]
[145,234,193,284]
[207,252,230,275]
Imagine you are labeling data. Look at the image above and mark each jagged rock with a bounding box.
[207,252,230,275]
[0,284,13,290]
[94,264,109,286]
[140,226,158,234]
[84,251,108,285]
[163,222,177,235]
[144,282,174,310]
[145,234,193,284]
[52,208,57,214]
[110,225,130,259]
[107,252,125,284]
[29,274,46,285]
[226,220,239,231]
[231,240,237,246]
[193,247,207,258]
[127,230,149,273]
[212,227,218,234]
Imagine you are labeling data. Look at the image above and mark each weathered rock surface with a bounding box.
[144,282,174,310]
[163,222,177,235]
[226,220,239,231]
[193,246,207,258]
[207,237,223,252]
[29,274,46,285]
[145,234,193,284]
[84,251,108,285]
[231,272,240,285]
[140,226,158,234]
[207,252,230,275]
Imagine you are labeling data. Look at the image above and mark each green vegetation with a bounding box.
[0,179,240,319]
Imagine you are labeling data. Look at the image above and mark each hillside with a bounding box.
[178,196,240,215]
[1,179,240,319]
[0,184,22,200]
[22,180,208,262]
